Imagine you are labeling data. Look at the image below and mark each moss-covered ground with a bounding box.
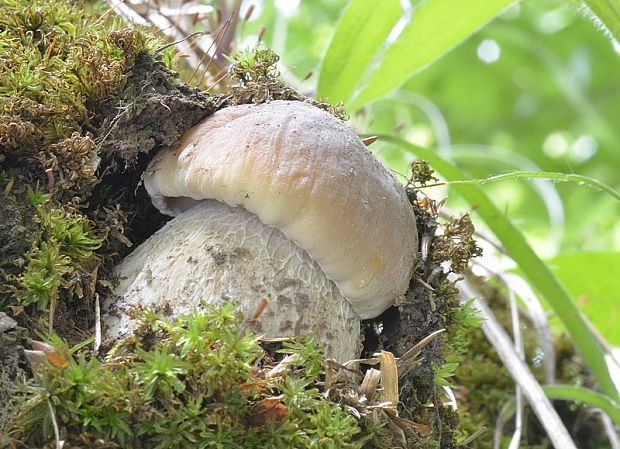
[0,1,485,447]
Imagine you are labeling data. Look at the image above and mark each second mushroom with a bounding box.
[103,100,417,362]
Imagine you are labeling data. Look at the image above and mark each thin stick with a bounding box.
[188,15,231,85]
[205,68,230,93]
[47,399,61,449]
[156,31,210,53]
[197,15,233,87]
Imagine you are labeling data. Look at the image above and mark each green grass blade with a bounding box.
[443,171,620,202]
[580,0,620,43]
[381,135,620,402]
[317,0,402,105]
[543,385,620,426]
[350,0,517,109]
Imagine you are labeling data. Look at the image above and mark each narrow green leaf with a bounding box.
[317,0,402,104]
[580,0,620,43]
[546,252,620,345]
[543,384,620,426]
[351,0,517,109]
[442,170,620,202]
[381,135,620,403]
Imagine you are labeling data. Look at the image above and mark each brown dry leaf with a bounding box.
[249,397,288,424]
[31,340,70,368]
[388,413,433,437]
[8,305,24,316]
[238,379,266,391]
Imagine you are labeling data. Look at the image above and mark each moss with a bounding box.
[0,2,479,446]
[452,278,608,448]
[0,0,145,327]
[0,313,28,431]
[225,46,348,120]
[0,1,154,150]
[0,0,216,339]
[6,303,417,449]
[17,193,102,330]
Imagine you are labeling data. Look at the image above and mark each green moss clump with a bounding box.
[226,47,348,120]
[18,189,102,329]
[6,303,381,449]
[0,0,154,148]
[0,0,166,337]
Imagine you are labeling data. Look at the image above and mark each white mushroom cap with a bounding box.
[144,100,417,319]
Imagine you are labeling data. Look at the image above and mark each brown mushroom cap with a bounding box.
[144,100,417,319]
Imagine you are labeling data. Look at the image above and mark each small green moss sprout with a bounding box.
[18,193,102,328]
[226,47,348,120]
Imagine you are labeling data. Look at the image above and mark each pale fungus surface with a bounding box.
[103,100,417,361]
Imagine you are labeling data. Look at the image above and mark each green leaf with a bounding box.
[381,134,620,403]
[543,384,620,426]
[547,252,620,346]
[580,0,620,44]
[350,0,517,109]
[317,0,402,104]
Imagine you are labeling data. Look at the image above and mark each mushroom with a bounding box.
[102,100,417,361]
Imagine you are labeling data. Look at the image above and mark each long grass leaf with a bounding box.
[443,171,620,202]
[543,384,620,426]
[350,0,516,109]
[317,0,402,104]
[381,135,620,402]
[580,0,620,43]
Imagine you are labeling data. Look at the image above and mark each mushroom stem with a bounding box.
[103,200,362,361]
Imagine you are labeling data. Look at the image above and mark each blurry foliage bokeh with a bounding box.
[241,0,620,345]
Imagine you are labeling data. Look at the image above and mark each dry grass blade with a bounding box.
[102,0,149,25]
[379,351,399,407]
[459,279,579,449]
[388,413,433,437]
[484,266,557,383]
[94,293,101,353]
[47,398,61,449]
[600,410,620,449]
[196,16,233,86]
[266,353,300,379]
[362,135,378,146]
[360,368,381,401]
[397,328,445,377]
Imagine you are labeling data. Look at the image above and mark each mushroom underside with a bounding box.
[102,200,362,362]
